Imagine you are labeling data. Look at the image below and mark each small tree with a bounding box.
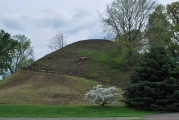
[124,46,179,111]
[1,34,34,78]
[48,31,67,52]
[11,35,34,71]
[84,85,120,106]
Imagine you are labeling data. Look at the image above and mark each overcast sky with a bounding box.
[0,0,178,60]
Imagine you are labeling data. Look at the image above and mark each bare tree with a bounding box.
[100,0,157,59]
[48,32,67,52]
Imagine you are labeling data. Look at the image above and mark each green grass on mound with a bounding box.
[0,70,100,105]
[29,40,131,87]
[0,104,159,118]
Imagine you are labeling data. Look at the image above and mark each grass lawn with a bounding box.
[0,104,159,118]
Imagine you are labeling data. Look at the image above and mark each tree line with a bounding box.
[100,0,179,111]
[100,0,179,63]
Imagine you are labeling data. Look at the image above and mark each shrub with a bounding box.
[84,85,120,106]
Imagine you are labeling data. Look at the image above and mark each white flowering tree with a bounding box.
[84,85,120,106]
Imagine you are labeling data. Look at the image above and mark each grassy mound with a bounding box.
[0,70,98,105]
[0,39,131,105]
[29,40,130,87]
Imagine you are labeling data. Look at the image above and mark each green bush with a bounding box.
[124,46,179,111]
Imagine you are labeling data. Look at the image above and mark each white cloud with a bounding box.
[1,14,24,30]
[0,0,178,59]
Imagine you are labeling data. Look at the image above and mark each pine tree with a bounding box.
[124,46,179,111]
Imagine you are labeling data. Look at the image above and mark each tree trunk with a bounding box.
[102,102,105,107]
[128,50,132,58]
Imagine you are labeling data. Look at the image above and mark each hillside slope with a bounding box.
[0,40,130,105]
[0,70,99,105]
[29,40,129,87]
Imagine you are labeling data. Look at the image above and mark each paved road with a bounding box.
[0,113,179,120]
[0,118,139,120]
[142,112,179,120]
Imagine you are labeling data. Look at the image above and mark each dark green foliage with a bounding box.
[0,30,34,78]
[0,29,18,78]
[124,46,179,111]
[0,29,17,59]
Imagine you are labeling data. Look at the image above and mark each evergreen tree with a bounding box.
[124,46,179,111]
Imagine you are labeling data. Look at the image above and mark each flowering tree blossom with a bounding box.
[84,85,120,106]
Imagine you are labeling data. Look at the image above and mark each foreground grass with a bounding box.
[0,104,158,118]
